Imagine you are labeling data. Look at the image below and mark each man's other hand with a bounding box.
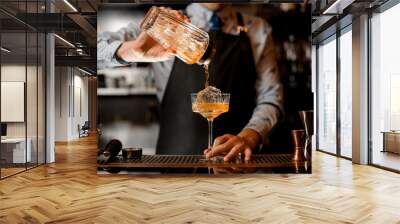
[204,128,261,162]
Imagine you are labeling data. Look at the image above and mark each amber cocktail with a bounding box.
[191,93,230,150]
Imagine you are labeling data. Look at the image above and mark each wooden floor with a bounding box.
[1,136,400,223]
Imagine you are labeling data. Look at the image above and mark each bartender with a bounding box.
[98,3,283,161]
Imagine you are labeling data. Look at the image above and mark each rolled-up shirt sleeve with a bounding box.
[97,21,142,69]
[244,21,283,144]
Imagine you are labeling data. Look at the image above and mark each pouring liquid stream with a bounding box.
[203,62,209,88]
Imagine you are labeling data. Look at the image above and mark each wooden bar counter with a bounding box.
[98,154,311,174]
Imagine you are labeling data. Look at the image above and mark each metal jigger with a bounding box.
[299,110,314,161]
[291,129,305,173]
[291,130,305,161]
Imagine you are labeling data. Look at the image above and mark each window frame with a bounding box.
[315,21,353,160]
[367,0,400,173]
[316,33,338,156]
[338,24,353,160]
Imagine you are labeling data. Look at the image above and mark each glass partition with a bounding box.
[27,31,38,169]
[0,1,46,179]
[1,30,28,177]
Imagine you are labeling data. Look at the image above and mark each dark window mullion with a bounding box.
[36,0,39,167]
[336,28,341,157]
[316,44,320,151]
[25,0,28,171]
[367,11,373,165]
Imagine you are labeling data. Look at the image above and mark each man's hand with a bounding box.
[116,32,175,63]
[204,128,261,162]
[116,7,190,63]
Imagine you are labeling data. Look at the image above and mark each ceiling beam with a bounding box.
[55,55,96,72]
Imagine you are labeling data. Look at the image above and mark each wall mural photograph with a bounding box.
[96,3,312,175]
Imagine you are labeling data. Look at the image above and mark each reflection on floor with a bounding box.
[0,167,25,178]
[372,150,400,171]
[340,146,352,159]
[0,135,400,223]
[1,163,41,178]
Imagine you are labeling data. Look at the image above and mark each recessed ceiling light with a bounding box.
[54,34,75,48]
[1,47,11,53]
[78,67,92,76]
[63,0,78,12]
[322,0,354,15]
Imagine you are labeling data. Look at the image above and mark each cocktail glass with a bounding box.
[191,93,230,156]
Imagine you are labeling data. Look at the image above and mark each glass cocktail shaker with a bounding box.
[140,6,214,65]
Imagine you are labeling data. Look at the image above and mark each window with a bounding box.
[339,28,352,158]
[317,36,337,154]
[370,3,400,171]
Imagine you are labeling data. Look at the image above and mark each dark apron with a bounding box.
[156,13,257,155]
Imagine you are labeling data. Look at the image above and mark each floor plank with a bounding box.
[0,135,400,223]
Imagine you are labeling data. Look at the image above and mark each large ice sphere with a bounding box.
[196,86,222,103]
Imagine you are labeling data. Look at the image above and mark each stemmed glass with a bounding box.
[191,93,230,155]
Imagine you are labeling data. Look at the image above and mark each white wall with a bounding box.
[55,66,69,141]
[71,73,89,139]
[1,65,38,138]
[55,67,89,141]
[1,64,46,163]
[1,65,26,138]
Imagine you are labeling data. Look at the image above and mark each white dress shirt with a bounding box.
[97,3,283,144]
